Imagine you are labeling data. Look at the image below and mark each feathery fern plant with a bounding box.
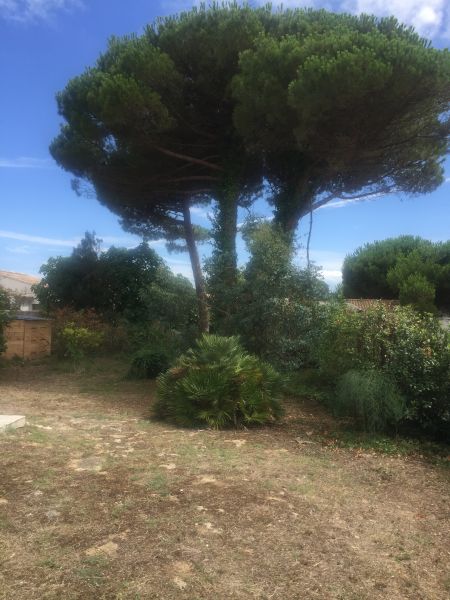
[155,335,283,428]
[335,369,405,433]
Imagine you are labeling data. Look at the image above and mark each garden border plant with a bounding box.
[155,334,284,429]
[314,302,450,437]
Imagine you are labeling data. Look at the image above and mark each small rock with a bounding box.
[173,561,191,574]
[45,510,61,520]
[225,439,247,448]
[0,498,8,505]
[173,576,187,590]
[196,476,216,484]
[85,541,118,558]
[68,456,104,472]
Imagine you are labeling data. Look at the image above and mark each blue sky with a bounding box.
[0,0,449,287]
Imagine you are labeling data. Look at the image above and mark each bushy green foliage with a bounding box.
[343,236,429,298]
[34,233,165,322]
[155,335,283,428]
[398,273,436,314]
[335,370,405,432]
[51,5,449,336]
[0,287,12,355]
[51,307,126,357]
[127,348,170,379]
[36,233,198,353]
[141,266,198,336]
[316,303,450,435]
[233,221,328,371]
[60,324,104,364]
[343,237,450,311]
[233,15,450,231]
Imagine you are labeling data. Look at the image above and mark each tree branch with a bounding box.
[154,146,223,172]
[311,187,397,213]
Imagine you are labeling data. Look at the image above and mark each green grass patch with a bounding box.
[323,429,450,463]
[75,555,109,587]
[146,472,170,496]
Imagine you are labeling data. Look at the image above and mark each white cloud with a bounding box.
[0,230,146,249]
[166,257,194,280]
[189,206,209,219]
[0,230,80,247]
[0,0,83,22]
[318,197,369,210]
[321,269,343,285]
[318,192,386,210]
[342,0,448,38]
[0,156,53,169]
[295,248,344,287]
[5,244,33,254]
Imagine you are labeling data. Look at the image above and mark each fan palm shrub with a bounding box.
[155,335,283,428]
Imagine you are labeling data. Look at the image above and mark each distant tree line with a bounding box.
[342,236,450,312]
[33,232,197,329]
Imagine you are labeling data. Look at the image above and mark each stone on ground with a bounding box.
[0,415,26,432]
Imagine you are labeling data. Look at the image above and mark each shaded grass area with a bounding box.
[0,357,449,600]
[285,371,450,464]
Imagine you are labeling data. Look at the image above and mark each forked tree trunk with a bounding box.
[182,199,210,334]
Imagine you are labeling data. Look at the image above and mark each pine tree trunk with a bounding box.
[275,174,315,236]
[209,187,239,333]
[182,199,209,334]
[216,188,238,287]
[306,199,313,269]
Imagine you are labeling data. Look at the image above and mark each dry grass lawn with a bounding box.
[0,358,449,599]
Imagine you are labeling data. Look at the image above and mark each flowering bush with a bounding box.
[60,324,103,364]
[51,307,126,356]
[315,303,450,435]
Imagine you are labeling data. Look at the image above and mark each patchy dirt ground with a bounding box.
[0,358,449,600]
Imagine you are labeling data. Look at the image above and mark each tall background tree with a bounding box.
[50,4,268,331]
[51,5,449,332]
[232,10,450,234]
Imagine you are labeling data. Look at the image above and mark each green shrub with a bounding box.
[0,287,12,355]
[155,334,283,428]
[335,370,405,432]
[51,307,122,357]
[60,324,103,364]
[315,303,450,435]
[398,273,436,314]
[228,221,328,371]
[128,348,170,379]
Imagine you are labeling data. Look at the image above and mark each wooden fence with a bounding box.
[3,317,52,360]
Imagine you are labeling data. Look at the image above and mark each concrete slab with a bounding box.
[0,415,26,432]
